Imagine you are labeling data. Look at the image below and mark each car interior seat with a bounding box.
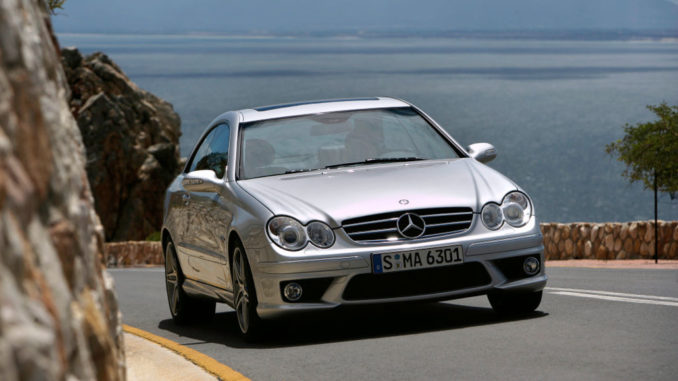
[244,139,276,178]
[344,119,385,162]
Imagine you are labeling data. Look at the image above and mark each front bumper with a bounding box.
[249,221,547,319]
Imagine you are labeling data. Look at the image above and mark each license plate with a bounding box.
[372,245,463,274]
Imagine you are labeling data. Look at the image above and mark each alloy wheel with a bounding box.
[165,245,180,316]
[233,247,250,334]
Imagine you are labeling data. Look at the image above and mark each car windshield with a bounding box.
[239,107,460,179]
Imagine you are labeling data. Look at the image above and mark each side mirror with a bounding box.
[182,170,221,192]
[467,143,497,164]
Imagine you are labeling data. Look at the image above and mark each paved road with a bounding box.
[111,266,678,381]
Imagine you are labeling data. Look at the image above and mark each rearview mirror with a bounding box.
[467,143,497,163]
[182,170,221,192]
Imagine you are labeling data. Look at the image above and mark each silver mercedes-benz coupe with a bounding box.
[162,97,547,338]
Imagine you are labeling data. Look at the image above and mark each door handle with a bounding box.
[182,193,190,205]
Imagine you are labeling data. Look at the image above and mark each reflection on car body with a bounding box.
[162,97,547,338]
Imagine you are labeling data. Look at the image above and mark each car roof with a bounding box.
[236,97,411,123]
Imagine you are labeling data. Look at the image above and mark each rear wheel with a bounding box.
[232,243,262,339]
[488,290,542,315]
[165,241,215,324]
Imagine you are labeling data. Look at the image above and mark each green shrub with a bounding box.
[45,0,66,15]
[145,231,161,242]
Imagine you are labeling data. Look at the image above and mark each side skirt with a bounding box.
[183,278,234,308]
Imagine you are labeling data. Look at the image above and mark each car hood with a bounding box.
[237,158,519,227]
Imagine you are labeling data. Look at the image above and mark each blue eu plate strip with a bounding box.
[372,254,383,274]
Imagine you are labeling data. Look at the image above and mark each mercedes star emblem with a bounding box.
[397,213,426,239]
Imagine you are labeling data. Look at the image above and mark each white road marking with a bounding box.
[545,287,678,307]
[549,292,678,307]
[545,287,678,302]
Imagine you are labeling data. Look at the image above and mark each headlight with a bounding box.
[481,203,503,230]
[502,191,531,227]
[268,216,307,250]
[481,191,532,230]
[267,217,336,250]
[307,221,335,248]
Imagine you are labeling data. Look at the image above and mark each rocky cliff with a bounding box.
[61,48,181,241]
[0,1,125,380]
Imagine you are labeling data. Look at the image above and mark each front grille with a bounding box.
[342,262,490,300]
[342,207,473,243]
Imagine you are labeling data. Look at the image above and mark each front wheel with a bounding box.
[165,241,215,324]
[232,243,262,339]
[488,290,542,315]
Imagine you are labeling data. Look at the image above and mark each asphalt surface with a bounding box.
[111,266,678,381]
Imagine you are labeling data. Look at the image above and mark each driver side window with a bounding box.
[188,123,230,178]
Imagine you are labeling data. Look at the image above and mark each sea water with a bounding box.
[57,34,678,223]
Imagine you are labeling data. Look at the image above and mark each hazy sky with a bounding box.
[53,0,678,34]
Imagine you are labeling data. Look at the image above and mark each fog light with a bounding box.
[523,257,540,275]
[283,282,303,302]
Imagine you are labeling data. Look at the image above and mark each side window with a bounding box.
[192,123,230,178]
[188,130,216,173]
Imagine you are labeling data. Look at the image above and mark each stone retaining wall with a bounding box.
[541,221,678,260]
[105,221,678,267]
[105,241,163,267]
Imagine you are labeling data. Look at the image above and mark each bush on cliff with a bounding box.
[606,103,678,195]
[45,0,66,14]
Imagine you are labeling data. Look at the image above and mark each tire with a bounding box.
[231,242,262,339]
[165,241,216,324]
[488,290,542,315]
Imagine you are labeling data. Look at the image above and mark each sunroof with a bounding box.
[254,97,380,112]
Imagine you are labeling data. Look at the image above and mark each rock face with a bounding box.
[541,221,678,260]
[0,1,125,380]
[61,48,181,241]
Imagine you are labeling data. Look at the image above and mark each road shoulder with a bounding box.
[124,325,249,381]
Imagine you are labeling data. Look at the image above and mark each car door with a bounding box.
[177,123,231,289]
[173,127,215,282]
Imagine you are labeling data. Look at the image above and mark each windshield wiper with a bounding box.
[283,157,423,174]
[324,157,423,169]
[284,168,319,174]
